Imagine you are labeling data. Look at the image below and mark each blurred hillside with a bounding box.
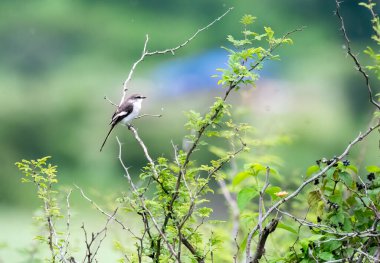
[0,0,378,208]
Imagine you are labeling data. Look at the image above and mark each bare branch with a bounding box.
[119,7,233,104]
[82,209,118,262]
[134,113,162,119]
[104,96,118,107]
[64,189,73,259]
[250,218,280,263]
[246,167,271,262]
[74,185,137,238]
[127,126,159,180]
[335,0,380,110]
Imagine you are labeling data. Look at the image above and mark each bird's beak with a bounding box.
[142,96,147,99]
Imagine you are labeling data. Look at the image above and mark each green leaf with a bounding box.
[264,26,274,39]
[308,190,322,208]
[346,164,358,175]
[330,212,344,226]
[197,207,213,218]
[240,14,256,25]
[325,240,341,251]
[277,222,298,234]
[237,187,258,210]
[247,163,267,177]
[366,165,380,173]
[339,172,353,187]
[232,171,252,186]
[318,251,335,261]
[306,165,320,177]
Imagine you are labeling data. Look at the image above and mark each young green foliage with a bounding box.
[281,161,380,262]
[216,14,293,88]
[15,156,64,263]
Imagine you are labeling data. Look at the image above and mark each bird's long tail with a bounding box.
[100,125,116,152]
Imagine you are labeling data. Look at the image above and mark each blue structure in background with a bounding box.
[151,49,277,97]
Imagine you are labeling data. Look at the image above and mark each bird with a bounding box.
[100,94,146,151]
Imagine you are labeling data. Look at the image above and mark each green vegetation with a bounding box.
[8,2,380,261]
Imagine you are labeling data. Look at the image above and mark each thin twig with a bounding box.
[128,126,159,180]
[119,7,233,104]
[64,189,73,259]
[134,114,162,119]
[104,96,118,107]
[335,0,380,110]
[74,185,137,238]
[116,138,179,261]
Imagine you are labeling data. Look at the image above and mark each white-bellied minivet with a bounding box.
[100,94,146,151]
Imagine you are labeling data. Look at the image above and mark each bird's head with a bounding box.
[129,94,147,102]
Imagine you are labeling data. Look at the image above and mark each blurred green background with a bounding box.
[1,0,379,261]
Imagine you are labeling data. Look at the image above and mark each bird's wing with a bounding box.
[110,102,134,125]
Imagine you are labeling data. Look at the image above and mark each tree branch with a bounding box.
[335,0,380,110]
[245,121,380,260]
[119,7,233,104]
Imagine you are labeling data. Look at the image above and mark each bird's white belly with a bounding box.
[120,103,141,126]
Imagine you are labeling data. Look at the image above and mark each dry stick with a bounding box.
[91,209,118,262]
[119,7,233,104]
[258,167,271,233]
[335,0,380,110]
[104,96,118,107]
[218,179,239,237]
[245,122,380,262]
[128,126,159,180]
[64,189,73,259]
[74,185,138,239]
[81,209,118,263]
[134,113,162,119]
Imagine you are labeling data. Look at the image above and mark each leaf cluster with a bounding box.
[281,161,380,262]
